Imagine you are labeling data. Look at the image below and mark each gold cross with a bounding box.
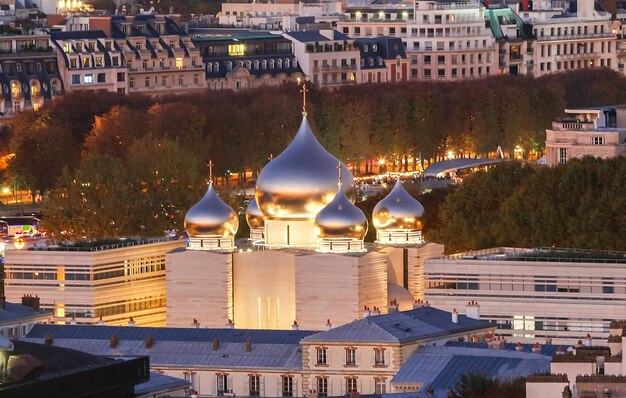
[299,80,309,116]
[337,162,342,186]
[208,160,214,184]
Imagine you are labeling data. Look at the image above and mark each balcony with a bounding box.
[551,121,595,130]
[314,64,357,73]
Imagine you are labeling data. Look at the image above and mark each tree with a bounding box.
[83,105,147,158]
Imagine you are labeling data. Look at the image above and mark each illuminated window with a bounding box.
[10,81,20,98]
[95,56,103,67]
[176,57,183,69]
[228,43,245,56]
[30,81,40,97]
[63,42,71,53]
[84,74,93,84]
[82,56,90,67]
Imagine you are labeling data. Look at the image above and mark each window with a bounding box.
[592,137,605,145]
[82,57,90,68]
[228,44,245,56]
[71,74,80,84]
[217,374,228,396]
[142,60,148,69]
[194,74,199,84]
[559,148,567,164]
[95,57,103,67]
[70,58,77,69]
[438,69,445,78]
[84,74,93,84]
[437,55,445,64]
[346,378,358,394]
[316,347,328,365]
[178,75,184,86]
[112,56,119,67]
[117,72,125,82]
[375,378,386,394]
[424,55,431,65]
[105,41,112,50]
[282,376,294,397]
[162,76,167,86]
[176,57,183,69]
[345,348,356,365]
[318,378,328,397]
[144,77,150,87]
[424,69,431,78]
[249,375,260,396]
[97,73,106,83]
[374,348,385,366]
[129,78,134,88]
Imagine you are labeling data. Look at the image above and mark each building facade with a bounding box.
[3,238,185,326]
[424,247,626,345]
[545,105,626,166]
[0,34,63,117]
[356,36,410,83]
[0,296,51,339]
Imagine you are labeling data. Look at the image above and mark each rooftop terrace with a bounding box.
[443,247,626,264]
[25,237,173,252]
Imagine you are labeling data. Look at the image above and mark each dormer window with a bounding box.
[285,59,290,68]
[254,60,259,70]
[364,45,368,52]
[269,60,275,69]
[277,59,282,69]
[227,61,233,71]
[214,62,219,71]
[105,41,112,51]
[372,44,378,51]
[293,58,297,67]
[262,60,267,69]
[138,25,146,33]
[246,60,251,69]
[207,63,213,72]
[87,42,95,51]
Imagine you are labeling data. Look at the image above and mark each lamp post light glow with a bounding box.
[447,150,454,159]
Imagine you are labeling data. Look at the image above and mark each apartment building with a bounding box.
[338,0,496,81]
[485,7,535,75]
[284,30,360,86]
[109,15,207,95]
[545,105,626,166]
[51,31,127,94]
[0,35,63,117]
[192,30,303,90]
[355,36,410,83]
[424,247,626,345]
[3,238,185,326]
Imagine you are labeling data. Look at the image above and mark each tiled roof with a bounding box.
[25,325,317,370]
[392,345,550,398]
[302,307,493,344]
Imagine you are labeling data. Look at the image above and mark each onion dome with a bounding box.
[373,179,424,231]
[255,116,355,220]
[314,180,368,240]
[245,197,264,229]
[184,182,239,238]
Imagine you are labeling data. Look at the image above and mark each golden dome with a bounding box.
[314,183,368,240]
[184,183,239,238]
[255,116,355,220]
[373,179,424,231]
[245,197,264,229]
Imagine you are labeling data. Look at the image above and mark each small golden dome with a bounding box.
[255,116,355,220]
[185,183,239,238]
[373,179,424,231]
[245,197,264,229]
[314,184,368,240]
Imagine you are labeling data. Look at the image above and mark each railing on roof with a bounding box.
[27,237,173,252]
[446,247,626,264]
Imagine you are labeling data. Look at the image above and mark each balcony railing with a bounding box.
[314,64,357,73]
[551,121,595,130]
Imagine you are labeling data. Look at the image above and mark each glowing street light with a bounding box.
[447,150,454,159]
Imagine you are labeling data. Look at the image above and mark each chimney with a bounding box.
[388,300,399,313]
[191,319,200,329]
[363,306,371,318]
[98,316,104,326]
[213,337,219,351]
[370,306,381,316]
[44,333,53,346]
[21,295,40,311]
[465,300,480,320]
[545,337,552,345]
[69,316,77,325]
[556,345,565,355]
[413,299,424,309]
[576,339,584,348]
[451,309,458,324]
[515,342,523,352]
[245,337,252,352]
[110,335,118,348]
[532,342,541,353]
[586,334,593,347]
[226,319,235,329]
[127,317,135,327]
[146,335,154,348]
[292,321,300,331]
[325,319,332,331]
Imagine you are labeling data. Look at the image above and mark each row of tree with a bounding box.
[9,68,626,199]
[434,157,626,253]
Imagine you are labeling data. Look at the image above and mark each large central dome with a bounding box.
[256,116,355,220]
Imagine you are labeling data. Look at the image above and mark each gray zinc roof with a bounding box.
[302,307,493,344]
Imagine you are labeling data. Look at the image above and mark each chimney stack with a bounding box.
[371,306,381,316]
[146,335,154,348]
[110,335,119,348]
[191,319,200,329]
[245,337,252,352]
[532,342,541,353]
[44,333,53,346]
[292,321,300,331]
[556,345,565,355]
[325,319,332,331]
[388,300,399,313]
[515,342,523,351]
[465,300,480,320]
[363,306,371,318]
[451,309,458,324]
[21,295,40,311]
[586,334,593,347]
[412,299,424,309]
[226,319,235,329]
[127,317,135,327]
[213,337,220,351]
[70,316,77,325]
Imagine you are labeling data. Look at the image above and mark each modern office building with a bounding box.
[3,238,185,326]
[424,247,626,344]
[545,105,626,166]
[192,30,303,90]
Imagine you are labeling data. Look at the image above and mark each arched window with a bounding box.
[207,63,213,72]
[269,59,275,69]
[50,79,60,95]
[227,61,233,71]
[277,59,282,69]
[254,60,259,70]
[293,58,298,67]
[214,62,219,71]
[262,60,267,69]
[285,58,290,68]
[246,60,251,69]
[30,80,41,97]
[11,81,21,99]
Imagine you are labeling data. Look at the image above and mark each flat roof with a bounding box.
[440,247,626,264]
[22,237,176,252]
